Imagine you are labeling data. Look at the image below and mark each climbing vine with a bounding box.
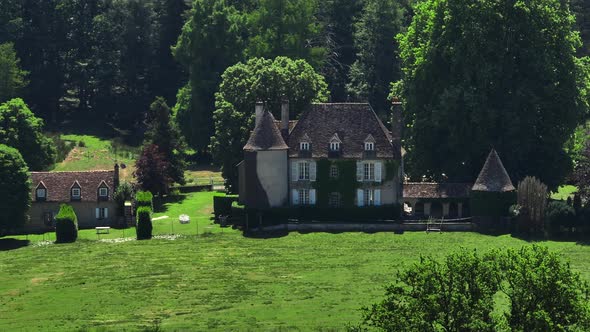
[313,159,359,207]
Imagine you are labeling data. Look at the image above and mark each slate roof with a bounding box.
[472,149,515,192]
[403,182,472,199]
[244,110,289,151]
[273,120,298,134]
[287,103,398,159]
[31,170,115,202]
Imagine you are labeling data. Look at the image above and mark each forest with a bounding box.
[1,0,590,191]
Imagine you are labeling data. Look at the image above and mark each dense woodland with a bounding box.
[1,0,590,192]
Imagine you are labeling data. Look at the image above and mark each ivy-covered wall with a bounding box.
[313,159,358,207]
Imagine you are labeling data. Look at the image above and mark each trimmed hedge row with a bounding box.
[234,204,402,228]
[55,204,78,243]
[136,206,153,240]
[213,195,239,219]
[135,191,154,210]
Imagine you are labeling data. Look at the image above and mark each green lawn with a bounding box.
[551,185,579,200]
[2,192,590,331]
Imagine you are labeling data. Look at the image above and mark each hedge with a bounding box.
[136,206,153,240]
[135,191,154,211]
[545,201,576,235]
[213,195,238,219]
[55,204,78,243]
[471,191,516,217]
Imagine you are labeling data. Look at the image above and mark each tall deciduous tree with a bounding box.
[144,97,186,185]
[211,57,328,192]
[347,0,404,116]
[0,144,31,233]
[134,143,172,195]
[396,0,589,188]
[0,43,27,102]
[0,98,56,170]
[173,0,244,152]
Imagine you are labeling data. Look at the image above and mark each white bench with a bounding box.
[96,226,111,234]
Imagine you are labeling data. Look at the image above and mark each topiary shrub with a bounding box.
[213,195,238,220]
[517,176,548,233]
[55,204,78,243]
[136,206,152,240]
[135,191,154,211]
[545,201,576,236]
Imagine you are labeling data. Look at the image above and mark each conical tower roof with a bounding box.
[472,149,515,192]
[243,110,288,151]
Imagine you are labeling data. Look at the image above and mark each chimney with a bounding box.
[114,163,120,188]
[255,101,264,127]
[391,98,402,144]
[281,98,289,133]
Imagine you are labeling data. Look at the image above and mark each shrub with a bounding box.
[517,176,548,233]
[545,201,576,236]
[135,191,154,211]
[78,140,86,147]
[213,195,238,219]
[55,204,78,243]
[136,206,152,240]
[471,191,516,217]
[114,182,134,216]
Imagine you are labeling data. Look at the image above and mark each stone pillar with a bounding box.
[424,202,432,217]
[443,203,450,218]
[458,202,463,218]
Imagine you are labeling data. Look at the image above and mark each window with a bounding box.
[299,189,310,205]
[36,188,46,200]
[364,189,375,206]
[328,192,341,207]
[96,207,108,220]
[365,142,374,151]
[330,165,339,179]
[99,187,108,197]
[71,188,81,200]
[300,142,310,151]
[298,161,310,180]
[364,162,375,181]
[330,141,340,151]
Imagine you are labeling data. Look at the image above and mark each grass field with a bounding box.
[2,193,590,331]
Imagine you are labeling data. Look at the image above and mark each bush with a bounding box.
[114,182,134,216]
[213,195,238,219]
[78,140,86,147]
[517,176,548,233]
[471,191,516,218]
[136,206,152,240]
[135,191,154,211]
[55,204,78,243]
[545,201,576,236]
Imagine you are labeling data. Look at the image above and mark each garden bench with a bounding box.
[95,226,110,234]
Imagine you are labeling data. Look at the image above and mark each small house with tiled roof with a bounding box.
[27,165,119,231]
[238,100,403,210]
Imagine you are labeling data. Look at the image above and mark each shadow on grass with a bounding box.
[153,194,188,213]
[0,238,30,251]
[243,230,290,239]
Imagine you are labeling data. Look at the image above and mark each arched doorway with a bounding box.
[414,202,424,216]
[448,202,459,218]
[430,202,443,218]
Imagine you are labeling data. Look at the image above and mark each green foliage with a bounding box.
[0,98,56,170]
[144,97,186,185]
[213,195,238,219]
[0,42,27,102]
[347,0,404,116]
[517,176,548,233]
[136,206,153,240]
[362,246,590,331]
[384,160,399,182]
[114,182,134,216]
[55,204,78,243]
[396,0,588,187]
[0,144,30,232]
[471,191,516,218]
[136,191,154,211]
[173,0,244,152]
[362,248,500,331]
[497,246,590,331]
[545,201,576,235]
[211,57,328,192]
[313,159,358,207]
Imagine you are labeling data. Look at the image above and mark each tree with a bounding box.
[574,143,590,202]
[497,246,590,331]
[210,57,328,192]
[347,0,404,117]
[396,0,589,187]
[144,97,186,185]
[172,0,244,152]
[0,98,56,170]
[0,144,30,233]
[0,43,27,102]
[362,249,500,331]
[134,144,172,195]
[516,176,548,234]
[572,0,590,56]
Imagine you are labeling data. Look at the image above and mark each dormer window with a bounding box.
[36,188,46,201]
[329,133,342,152]
[300,142,309,151]
[71,188,81,200]
[365,142,374,151]
[99,187,108,197]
